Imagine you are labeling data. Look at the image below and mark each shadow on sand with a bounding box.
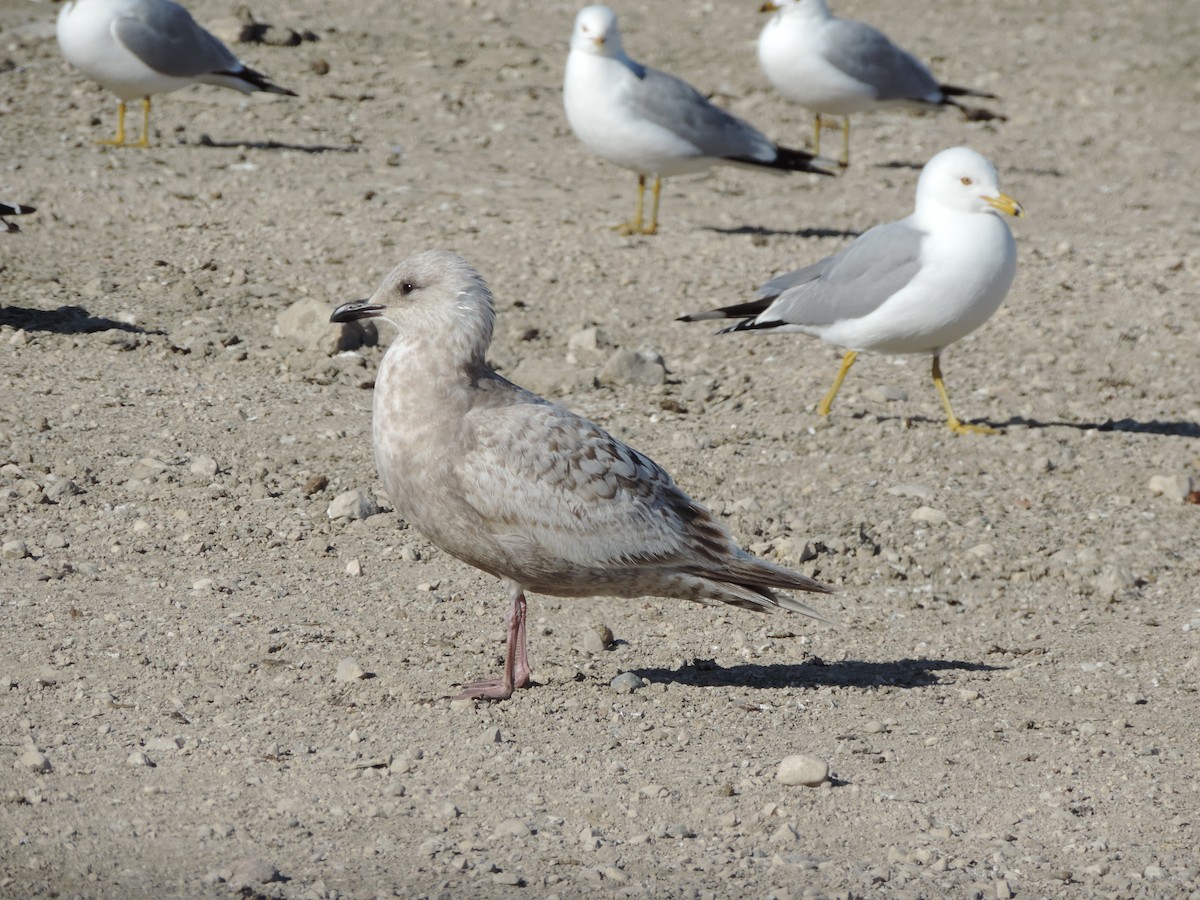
[630,655,1001,691]
[0,304,157,336]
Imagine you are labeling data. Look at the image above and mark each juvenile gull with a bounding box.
[681,147,1022,435]
[1,200,36,233]
[330,251,833,701]
[57,0,296,148]
[757,0,1003,167]
[564,4,834,235]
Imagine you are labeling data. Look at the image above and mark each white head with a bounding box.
[570,5,625,58]
[915,147,1024,219]
[330,250,496,370]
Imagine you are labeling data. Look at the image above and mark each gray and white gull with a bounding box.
[681,147,1023,435]
[758,0,1004,166]
[564,4,834,235]
[57,0,296,147]
[331,250,833,701]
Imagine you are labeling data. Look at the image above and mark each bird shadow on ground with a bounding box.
[997,415,1200,438]
[194,136,361,154]
[875,160,925,171]
[629,656,1001,691]
[704,225,862,240]
[0,305,157,336]
[859,412,1200,439]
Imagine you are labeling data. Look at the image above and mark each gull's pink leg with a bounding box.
[453,587,531,701]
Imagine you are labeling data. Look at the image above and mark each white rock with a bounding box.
[1148,473,1193,502]
[327,488,380,521]
[610,672,644,694]
[345,559,363,577]
[776,753,829,786]
[583,624,614,653]
[226,856,279,887]
[189,456,219,478]
[494,818,531,838]
[887,483,936,500]
[2,540,28,561]
[862,385,908,403]
[126,751,155,767]
[335,657,366,682]
[910,506,948,524]
[275,297,377,355]
[598,348,666,386]
[16,749,52,773]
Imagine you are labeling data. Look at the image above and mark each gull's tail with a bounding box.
[698,554,840,626]
[677,298,773,333]
[1,200,35,233]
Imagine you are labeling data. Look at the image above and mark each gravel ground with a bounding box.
[2,0,1198,897]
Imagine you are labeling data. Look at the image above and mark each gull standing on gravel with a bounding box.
[564,4,834,235]
[681,147,1022,435]
[1,200,36,233]
[330,250,833,701]
[57,0,296,148]
[757,0,1003,167]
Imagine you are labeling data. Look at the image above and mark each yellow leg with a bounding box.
[135,96,151,148]
[817,350,858,416]
[839,116,850,168]
[98,100,128,146]
[644,176,661,235]
[812,113,822,155]
[933,356,997,435]
[615,174,646,235]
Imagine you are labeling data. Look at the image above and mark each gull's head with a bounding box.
[571,5,623,57]
[330,250,496,365]
[916,146,1024,219]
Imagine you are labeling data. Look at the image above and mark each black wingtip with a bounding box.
[225,66,298,97]
[771,146,838,177]
[0,202,35,216]
[941,83,1000,101]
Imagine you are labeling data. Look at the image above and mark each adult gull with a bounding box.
[758,0,1004,166]
[57,0,296,147]
[681,147,1022,434]
[564,4,834,235]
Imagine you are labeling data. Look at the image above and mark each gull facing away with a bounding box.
[680,147,1023,435]
[1,200,36,233]
[57,0,296,148]
[758,0,1004,167]
[330,251,833,701]
[564,5,834,235]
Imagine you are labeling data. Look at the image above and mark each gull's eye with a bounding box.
[401,281,415,296]
[960,176,973,186]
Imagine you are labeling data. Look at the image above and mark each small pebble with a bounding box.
[776,753,829,787]
[16,749,52,773]
[335,657,366,682]
[610,672,644,694]
[494,819,531,838]
[1147,473,1193,502]
[583,624,614,653]
[910,506,948,524]
[2,539,28,561]
[189,456,219,478]
[225,857,279,887]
